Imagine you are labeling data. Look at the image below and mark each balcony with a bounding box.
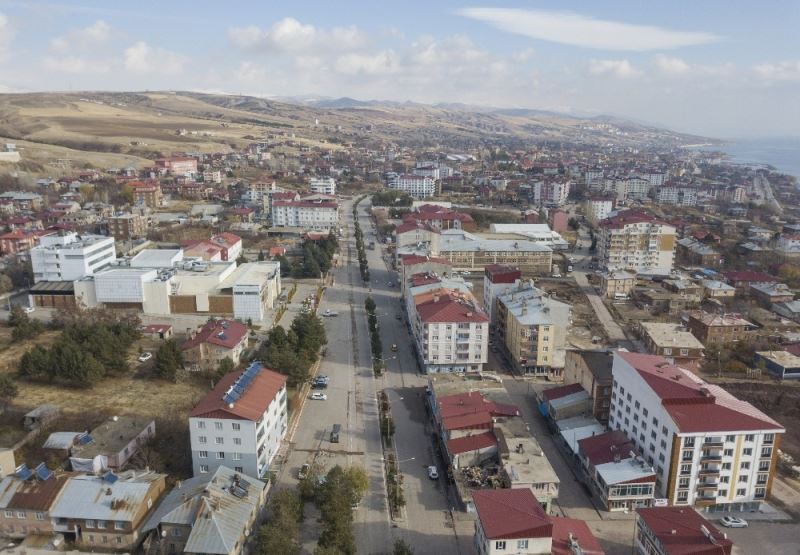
[698,466,720,476]
[702,438,724,448]
[701,453,723,463]
[696,481,719,490]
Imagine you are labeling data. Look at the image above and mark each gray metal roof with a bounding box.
[142,466,266,555]
[42,431,82,450]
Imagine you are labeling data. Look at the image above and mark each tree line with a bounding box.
[276,231,339,279]
[255,311,327,388]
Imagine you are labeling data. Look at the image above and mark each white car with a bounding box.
[719,516,748,528]
[311,393,328,401]
[22,306,35,314]
[427,465,439,480]
[138,352,152,363]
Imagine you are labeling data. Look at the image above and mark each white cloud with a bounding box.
[334,50,399,76]
[753,60,800,81]
[589,59,640,78]
[42,55,110,73]
[654,54,690,74]
[228,18,366,54]
[0,12,15,62]
[123,41,186,75]
[458,8,720,51]
[50,20,111,52]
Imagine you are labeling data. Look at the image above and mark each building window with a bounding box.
[199,465,209,473]
[216,452,225,459]
[214,422,223,430]
[198,436,207,444]
[199,450,208,458]
[745,434,755,442]
[743,448,753,456]
[683,436,693,447]
[232,423,241,431]
[115,522,124,530]
[3,511,11,518]
[215,437,223,445]
[761,447,772,458]
[755,487,766,498]
[196,421,205,429]
[741,462,751,470]
[495,541,506,550]
[232,452,241,460]
[97,520,106,529]
[724,449,733,457]
[722,463,732,470]
[517,540,529,549]
[719,489,728,497]
[677,491,688,503]
[86,520,95,529]
[738,475,748,483]
[117,536,123,544]
[233,438,242,446]
[736,488,746,496]
[235,466,243,472]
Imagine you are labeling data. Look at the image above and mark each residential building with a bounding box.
[182,319,249,372]
[496,283,571,378]
[30,233,116,283]
[585,197,614,226]
[657,185,698,206]
[685,311,756,345]
[635,506,733,555]
[775,233,800,258]
[209,232,243,261]
[155,156,198,175]
[676,238,722,267]
[639,322,705,372]
[270,198,339,231]
[0,470,72,538]
[387,173,436,198]
[482,264,522,325]
[563,350,614,424]
[547,208,568,233]
[472,488,553,555]
[700,280,735,299]
[49,470,168,551]
[610,351,784,510]
[597,210,677,275]
[436,229,553,276]
[0,228,54,256]
[412,292,489,373]
[550,516,605,555]
[403,204,475,231]
[69,416,155,472]
[577,431,656,511]
[141,466,268,555]
[755,350,800,380]
[189,362,288,478]
[539,383,592,422]
[309,177,336,196]
[750,282,794,308]
[533,179,571,207]
[723,270,778,294]
[615,177,651,202]
[108,213,146,241]
[248,181,280,206]
[0,191,43,211]
[129,181,163,207]
[599,270,637,299]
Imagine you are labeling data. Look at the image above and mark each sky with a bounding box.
[0,0,798,138]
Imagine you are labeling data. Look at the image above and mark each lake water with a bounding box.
[710,137,800,179]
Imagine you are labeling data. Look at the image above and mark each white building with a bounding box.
[616,177,651,202]
[482,264,522,324]
[270,198,339,231]
[30,233,116,283]
[610,351,784,511]
[189,362,288,479]
[597,210,676,275]
[657,185,698,206]
[387,174,436,198]
[473,489,553,555]
[488,224,569,250]
[309,177,336,196]
[584,197,614,226]
[532,179,571,207]
[230,262,281,322]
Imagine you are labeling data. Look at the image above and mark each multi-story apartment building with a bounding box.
[532,179,571,207]
[247,181,279,205]
[615,177,651,202]
[30,233,116,283]
[108,213,147,241]
[309,177,336,196]
[584,196,614,226]
[685,311,756,345]
[155,156,198,175]
[609,351,784,511]
[270,198,339,231]
[482,264,522,325]
[656,184,698,206]
[639,322,705,371]
[436,229,553,276]
[495,283,571,378]
[597,209,676,275]
[0,191,43,211]
[129,181,163,207]
[412,292,489,373]
[0,228,54,256]
[189,362,288,479]
[563,350,613,423]
[386,173,437,198]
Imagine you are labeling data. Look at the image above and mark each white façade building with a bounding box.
[309,177,336,196]
[270,198,339,231]
[30,232,116,283]
[609,351,784,512]
[387,174,436,198]
[189,362,288,479]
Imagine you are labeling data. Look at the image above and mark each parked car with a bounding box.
[311,393,328,400]
[298,463,310,480]
[22,306,34,314]
[720,516,748,528]
[138,352,152,363]
[323,309,339,317]
[427,466,439,480]
[391,344,398,352]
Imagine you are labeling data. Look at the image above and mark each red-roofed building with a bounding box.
[403,204,475,231]
[550,516,605,555]
[723,270,778,294]
[189,362,287,478]
[209,232,243,261]
[483,264,522,323]
[473,488,554,554]
[0,228,55,255]
[181,319,249,372]
[611,351,784,510]
[597,209,677,274]
[271,197,339,231]
[128,180,163,207]
[141,323,173,340]
[635,506,733,555]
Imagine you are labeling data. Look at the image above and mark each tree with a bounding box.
[0,274,12,294]
[215,357,235,380]
[276,254,293,277]
[393,539,415,555]
[257,249,265,261]
[253,489,302,555]
[237,253,248,265]
[153,339,184,381]
[0,375,18,409]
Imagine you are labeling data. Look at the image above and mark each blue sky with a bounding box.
[0,0,798,138]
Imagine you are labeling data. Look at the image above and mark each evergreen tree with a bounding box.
[153,339,184,382]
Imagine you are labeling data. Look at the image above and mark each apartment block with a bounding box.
[108,213,147,241]
[685,311,756,345]
[656,185,698,206]
[309,177,336,196]
[563,350,613,423]
[270,198,339,231]
[189,362,288,479]
[30,232,116,283]
[129,181,163,207]
[584,197,614,226]
[609,351,784,511]
[639,322,705,371]
[387,173,437,198]
[436,229,553,276]
[482,264,522,325]
[597,210,676,275]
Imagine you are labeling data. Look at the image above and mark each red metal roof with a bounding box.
[541,383,586,402]
[577,430,635,465]
[211,232,242,249]
[484,264,521,284]
[441,411,493,432]
[141,324,172,334]
[473,489,553,540]
[635,507,733,555]
[416,295,489,324]
[190,364,286,421]
[550,516,605,555]
[181,319,248,351]
[447,431,497,455]
[723,270,777,283]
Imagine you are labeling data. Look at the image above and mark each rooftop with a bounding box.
[438,229,552,253]
[550,516,606,555]
[636,507,733,555]
[570,350,614,382]
[417,294,489,324]
[495,419,559,487]
[756,350,800,368]
[182,319,249,351]
[640,323,705,350]
[71,416,153,460]
[687,311,755,328]
[190,362,286,421]
[0,473,73,511]
[472,488,553,540]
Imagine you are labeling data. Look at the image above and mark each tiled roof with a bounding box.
[551,516,606,555]
[541,382,586,402]
[473,488,553,540]
[182,319,248,351]
[636,507,733,555]
[190,363,286,421]
[416,294,489,324]
[447,431,497,455]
